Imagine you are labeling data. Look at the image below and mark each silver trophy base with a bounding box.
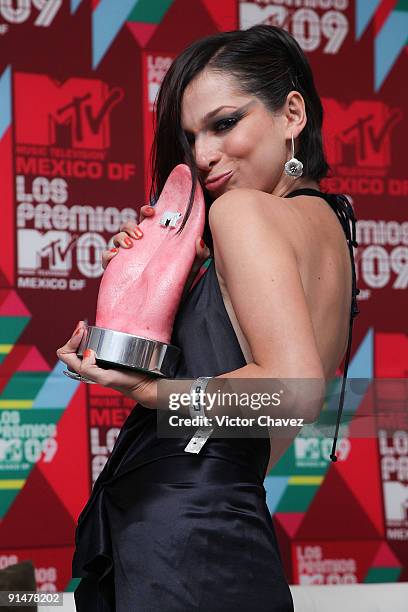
[63,324,180,382]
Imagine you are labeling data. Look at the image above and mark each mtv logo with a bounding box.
[240,2,287,30]
[14,73,124,149]
[295,437,320,460]
[0,439,22,462]
[323,99,402,168]
[384,481,408,522]
[18,229,75,273]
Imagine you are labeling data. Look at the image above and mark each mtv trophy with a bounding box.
[63,164,205,381]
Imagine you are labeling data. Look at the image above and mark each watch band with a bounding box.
[188,376,212,418]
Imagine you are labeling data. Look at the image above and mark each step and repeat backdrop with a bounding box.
[0,0,407,592]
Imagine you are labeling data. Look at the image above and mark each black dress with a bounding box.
[72,189,359,611]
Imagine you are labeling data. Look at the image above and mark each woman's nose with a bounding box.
[194,136,222,170]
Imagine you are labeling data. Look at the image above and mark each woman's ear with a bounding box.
[284,91,307,141]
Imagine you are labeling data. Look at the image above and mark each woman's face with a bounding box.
[181,69,291,198]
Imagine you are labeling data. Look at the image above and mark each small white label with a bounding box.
[159,211,182,228]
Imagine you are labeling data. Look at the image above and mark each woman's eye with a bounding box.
[184,115,240,145]
[214,117,238,132]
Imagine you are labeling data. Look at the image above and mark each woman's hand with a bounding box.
[102,204,210,274]
[56,321,157,408]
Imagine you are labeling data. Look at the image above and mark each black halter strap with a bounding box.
[284,188,360,462]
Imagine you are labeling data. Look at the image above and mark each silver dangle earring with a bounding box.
[284,134,303,178]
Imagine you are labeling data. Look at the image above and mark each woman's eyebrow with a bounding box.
[202,105,237,122]
[204,100,255,122]
[183,101,254,133]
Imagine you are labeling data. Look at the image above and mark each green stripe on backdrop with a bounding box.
[396,1,408,11]
[0,488,21,519]
[0,373,48,400]
[65,578,81,592]
[276,484,319,513]
[0,317,30,343]
[127,0,173,23]
[364,567,401,583]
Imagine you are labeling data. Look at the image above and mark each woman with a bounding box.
[57,25,359,611]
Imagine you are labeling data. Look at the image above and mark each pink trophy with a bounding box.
[64,164,205,380]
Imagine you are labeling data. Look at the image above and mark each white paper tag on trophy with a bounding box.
[184,426,214,453]
[159,211,182,228]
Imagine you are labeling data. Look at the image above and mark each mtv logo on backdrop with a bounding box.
[323,99,403,169]
[240,1,288,30]
[17,228,104,279]
[0,439,22,463]
[14,73,124,149]
[18,230,75,273]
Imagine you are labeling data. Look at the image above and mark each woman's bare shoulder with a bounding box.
[208,188,319,263]
[209,188,289,216]
[282,192,349,256]
[208,188,298,237]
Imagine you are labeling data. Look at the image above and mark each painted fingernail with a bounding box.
[200,239,205,248]
[124,237,132,247]
[83,349,92,358]
[74,326,83,335]
[110,247,118,253]
[134,227,143,238]
[145,206,153,213]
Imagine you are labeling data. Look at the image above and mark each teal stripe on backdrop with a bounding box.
[375,10,408,90]
[92,0,141,68]
[71,0,84,14]
[33,361,80,409]
[356,0,382,39]
[0,66,11,141]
